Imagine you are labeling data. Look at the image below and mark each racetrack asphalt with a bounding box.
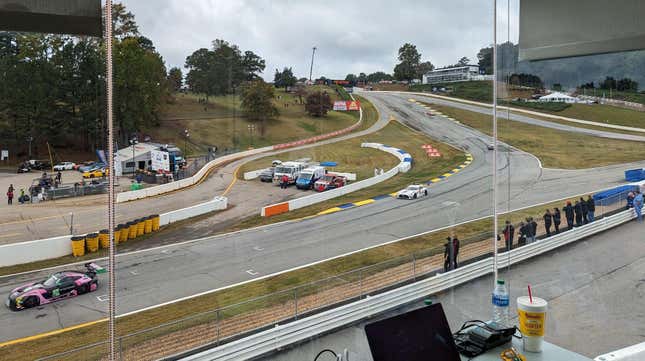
[1,91,644,344]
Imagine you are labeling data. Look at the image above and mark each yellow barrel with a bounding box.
[99,229,109,249]
[136,218,145,236]
[85,233,99,253]
[71,236,86,257]
[128,221,138,239]
[113,226,121,244]
[151,214,160,231]
[144,216,153,234]
[119,223,129,242]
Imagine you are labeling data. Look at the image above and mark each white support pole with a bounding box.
[104,1,117,360]
[492,0,499,283]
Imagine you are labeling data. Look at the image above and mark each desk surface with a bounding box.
[462,338,592,361]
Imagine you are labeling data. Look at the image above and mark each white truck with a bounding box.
[273,161,307,185]
[295,166,326,190]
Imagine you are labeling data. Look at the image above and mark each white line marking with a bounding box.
[253,246,264,251]
[130,270,138,276]
[161,249,171,254]
[97,295,109,302]
[246,269,259,276]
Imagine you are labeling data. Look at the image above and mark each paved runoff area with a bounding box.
[262,219,645,361]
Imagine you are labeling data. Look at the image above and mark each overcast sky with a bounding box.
[124,1,517,80]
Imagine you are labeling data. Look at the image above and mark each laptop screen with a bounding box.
[365,303,461,361]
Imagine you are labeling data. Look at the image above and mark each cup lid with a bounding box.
[517,296,547,308]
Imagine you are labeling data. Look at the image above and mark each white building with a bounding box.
[537,92,582,103]
[422,65,492,84]
[116,142,182,174]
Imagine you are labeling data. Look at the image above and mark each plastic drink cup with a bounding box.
[517,296,547,352]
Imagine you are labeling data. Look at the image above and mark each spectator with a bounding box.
[563,201,574,230]
[530,217,538,242]
[19,189,26,204]
[553,208,561,234]
[280,174,289,189]
[502,220,515,251]
[635,190,644,223]
[56,171,62,186]
[443,237,452,272]
[452,236,460,269]
[580,197,589,224]
[517,221,527,246]
[627,192,635,209]
[6,185,13,205]
[524,218,534,243]
[543,209,553,237]
[374,168,378,177]
[586,195,596,222]
[574,200,583,227]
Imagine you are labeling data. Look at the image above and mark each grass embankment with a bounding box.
[1,195,587,361]
[150,86,359,155]
[236,118,466,228]
[428,103,645,169]
[529,103,645,129]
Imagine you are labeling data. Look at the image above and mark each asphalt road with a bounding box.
[2,91,643,344]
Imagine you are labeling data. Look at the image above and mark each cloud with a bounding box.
[124,0,503,80]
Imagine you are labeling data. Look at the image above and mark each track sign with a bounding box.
[333,100,361,111]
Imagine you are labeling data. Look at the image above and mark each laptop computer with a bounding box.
[365,303,461,361]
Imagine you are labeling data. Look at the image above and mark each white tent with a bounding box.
[537,92,580,103]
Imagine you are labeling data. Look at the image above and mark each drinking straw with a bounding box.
[528,284,533,304]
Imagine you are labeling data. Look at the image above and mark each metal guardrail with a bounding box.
[182,208,636,361]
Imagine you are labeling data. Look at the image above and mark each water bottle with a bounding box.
[492,279,510,326]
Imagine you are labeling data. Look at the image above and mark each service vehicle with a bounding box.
[259,168,274,182]
[25,159,50,170]
[17,162,31,173]
[83,168,108,178]
[53,161,76,171]
[396,184,428,199]
[314,174,347,192]
[6,263,105,311]
[296,166,326,190]
[79,162,105,173]
[273,161,307,185]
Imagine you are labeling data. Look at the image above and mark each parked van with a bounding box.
[273,161,307,185]
[296,166,326,190]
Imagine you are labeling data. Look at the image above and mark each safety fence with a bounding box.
[34,187,638,361]
[46,182,109,200]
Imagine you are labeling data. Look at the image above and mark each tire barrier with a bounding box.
[128,221,138,240]
[99,229,109,249]
[119,223,129,243]
[151,214,160,231]
[71,236,85,257]
[85,233,99,253]
[144,216,153,234]
[136,218,145,237]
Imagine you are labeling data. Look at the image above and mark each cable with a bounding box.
[313,349,338,361]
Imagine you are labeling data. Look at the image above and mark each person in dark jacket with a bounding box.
[452,236,460,269]
[443,237,452,272]
[517,221,527,246]
[580,197,589,224]
[543,209,553,237]
[502,220,515,251]
[530,217,538,242]
[563,201,574,230]
[574,200,583,227]
[553,208,561,234]
[586,195,595,222]
[627,192,635,209]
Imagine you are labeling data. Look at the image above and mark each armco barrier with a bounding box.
[595,341,645,361]
[260,143,411,217]
[0,196,228,267]
[181,208,637,361]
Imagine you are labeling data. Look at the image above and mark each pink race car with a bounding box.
[6,263,105,311]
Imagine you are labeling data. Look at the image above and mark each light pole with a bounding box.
[26,135,33,159]
[183,129,190,160]
[247,124,255,147]
[309,46,317,81]
[129,136,138,179]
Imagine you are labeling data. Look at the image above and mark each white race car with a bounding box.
[53,162,76,171]
[396,184,428,199]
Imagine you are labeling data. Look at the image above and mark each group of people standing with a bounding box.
[627,189,644,222]
[443,236,460,272]
[500,195,596,251]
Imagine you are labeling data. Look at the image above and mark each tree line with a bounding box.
[0,4,173,158]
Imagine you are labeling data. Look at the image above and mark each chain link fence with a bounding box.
[35,189,637,361]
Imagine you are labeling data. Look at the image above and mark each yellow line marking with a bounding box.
[317,207,342,215]
[408,99,416,102]
[459,165,466,169]
[0,318,107,348]
[221,165,241,196]
[442,173,452,178]
[451,169,460,173]
[431,178,442,183]
[354,199,375,207]
[389,192,398,197]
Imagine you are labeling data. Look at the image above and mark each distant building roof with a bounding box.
[116,143,158,160]
[538,92,577,100]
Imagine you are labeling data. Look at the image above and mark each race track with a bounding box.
[2,91,643,343]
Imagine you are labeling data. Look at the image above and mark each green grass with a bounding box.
[533,103,645,129]
[149,87,361,155]
[2,193,594,361]
[429,103,645,169]
[507,100,571,112]
[236,118,466,228]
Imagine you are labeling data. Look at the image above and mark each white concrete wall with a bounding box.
[243,168,269,180]
[117,147,272,203]
[0,197,228,267]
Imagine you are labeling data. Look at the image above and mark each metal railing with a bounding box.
[35,190,637,361]
[175,149,240,180]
